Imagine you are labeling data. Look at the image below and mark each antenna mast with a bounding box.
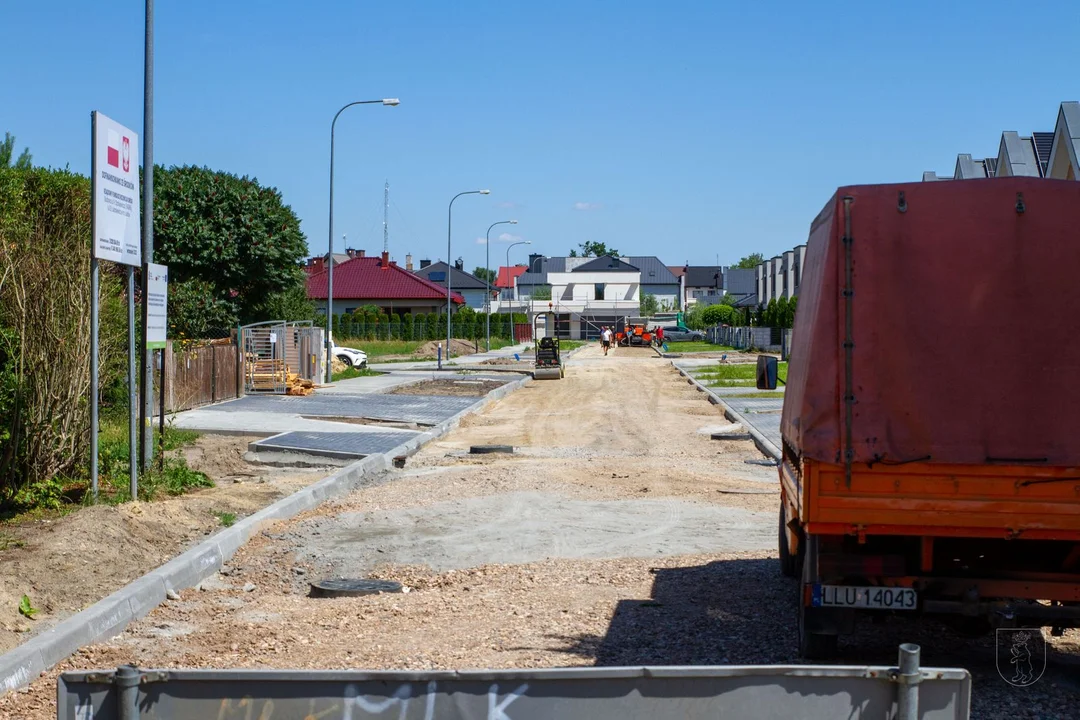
[383,180,389,254]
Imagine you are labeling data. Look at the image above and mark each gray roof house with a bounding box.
[514,254,679,306]
[412,261,490,310]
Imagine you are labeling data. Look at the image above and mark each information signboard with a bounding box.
[91,112,141,265]
[146,263,168,349]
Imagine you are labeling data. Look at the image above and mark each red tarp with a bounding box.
[782,178,1080,466]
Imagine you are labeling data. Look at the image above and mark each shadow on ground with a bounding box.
[557,558,798,666]
[552,556,1080,719]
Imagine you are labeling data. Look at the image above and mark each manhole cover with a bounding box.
[470,445,514,454]
[309,579,403,598]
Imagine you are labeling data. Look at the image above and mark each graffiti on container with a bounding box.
[214,681,529,720]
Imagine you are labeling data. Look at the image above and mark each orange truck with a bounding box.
[617,317,652,346]
[760,178,1080,658]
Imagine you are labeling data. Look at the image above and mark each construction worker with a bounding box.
[600,326,612,355]
[655,325,664,347]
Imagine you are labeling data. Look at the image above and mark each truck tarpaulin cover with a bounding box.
[782,178,1080,466]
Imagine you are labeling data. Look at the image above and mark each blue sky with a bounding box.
[2,1,1077,270]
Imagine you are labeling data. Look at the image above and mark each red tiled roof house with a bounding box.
[307,251,464,315]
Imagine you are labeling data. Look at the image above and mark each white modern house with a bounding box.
[495,255,647,339]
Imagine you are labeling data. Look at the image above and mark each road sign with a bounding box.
[91,111,141,266]
[146,263,168,349]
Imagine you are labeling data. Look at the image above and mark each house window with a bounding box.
[693,289,706,298]
[594,283,605,300]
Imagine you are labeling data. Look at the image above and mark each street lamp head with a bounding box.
[480,189,491,195]
[382,98,401,106]
[509,220,519,224]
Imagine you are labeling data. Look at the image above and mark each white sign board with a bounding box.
[92,111,141,265]
[146,263,168,350]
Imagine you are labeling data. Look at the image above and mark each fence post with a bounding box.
[236,325,245,398]
[896,643,921,720]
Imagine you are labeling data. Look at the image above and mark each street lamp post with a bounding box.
[485,219,517,352]
[505,239,532,338]
[325,97,399,382]
[446,189,490,359]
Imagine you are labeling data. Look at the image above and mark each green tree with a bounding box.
[570,240,620,258]
[701,304,738,326]
[257,281,314,324]
[683,303,703,330]
[640,293,659,316]
[169,279,237,338]
[775,297,791,329]
[763,298,779,327]
[0,133,32,169]
[732,253,764,270]
[530,285,552,300]
[472,267,497,285]
[153,165,308,329]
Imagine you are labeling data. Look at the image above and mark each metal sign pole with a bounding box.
[127,267,138,499]
[138,0,155,471]
[89,112,99,502]
[158,348,165,473]
[90,257,100,501]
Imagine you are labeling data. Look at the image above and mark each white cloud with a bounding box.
[573,201,602,211]
[495,200,518,209]
[476,232,524,245]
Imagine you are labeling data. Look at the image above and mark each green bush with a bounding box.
[0,168,126,505]
[425,312,438,340]
[701,304,739,327]
[154,165,308,329]
[402,312,413,341]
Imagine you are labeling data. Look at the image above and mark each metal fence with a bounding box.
[240,321,319,394]
[705,325,792,355]
[59,646,970,720]
[331,314,526,342]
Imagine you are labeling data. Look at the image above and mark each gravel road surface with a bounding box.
[2,345,1078,719]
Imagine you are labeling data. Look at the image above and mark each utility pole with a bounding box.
[383,180,389,254]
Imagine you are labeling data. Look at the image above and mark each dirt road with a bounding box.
[0,437,330,656]
[3,345,1078,719]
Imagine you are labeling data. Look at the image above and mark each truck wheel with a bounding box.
[779,504,797,578]
[798,602,839,660]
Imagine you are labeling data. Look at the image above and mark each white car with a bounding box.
[333,344,368,369]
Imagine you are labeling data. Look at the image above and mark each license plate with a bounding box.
[812,584,917,610]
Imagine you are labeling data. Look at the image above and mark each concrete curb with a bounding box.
[0,375,532,696]
[671,362,781,462]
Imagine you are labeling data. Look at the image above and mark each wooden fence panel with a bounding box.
[157,341,240,413]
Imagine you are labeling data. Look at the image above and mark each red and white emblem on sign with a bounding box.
[106,131,130,171]
[107,130,120,168]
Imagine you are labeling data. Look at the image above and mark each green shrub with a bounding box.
[0,168,126,505]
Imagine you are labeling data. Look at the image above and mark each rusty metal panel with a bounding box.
[784,179,1080,466]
